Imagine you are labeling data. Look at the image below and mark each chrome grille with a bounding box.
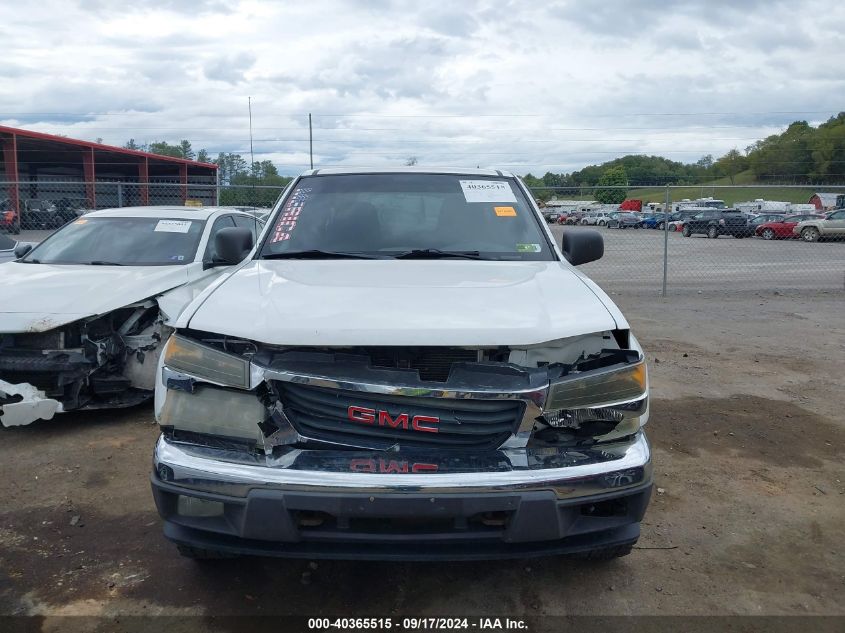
[276,383,523,450]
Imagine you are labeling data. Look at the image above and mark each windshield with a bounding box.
[22,216,206,265]
[259,173,554,261]
[0,234,15,250]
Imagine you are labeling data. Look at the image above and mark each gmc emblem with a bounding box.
[347,405,439,433]
[349,458,439,473]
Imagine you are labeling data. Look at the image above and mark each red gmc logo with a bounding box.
[349,458,439,473]
[347,405,439,433]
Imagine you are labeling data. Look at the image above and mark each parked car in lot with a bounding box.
[0,198,19,234]
[755,214,825,240]
[150,168,652,562]
[665,211,700,232]
[558,211,585,225]
[793,209,845,242]
[0,234,35,264]
[747,213,789,236]
[607,212,642,229]
[682,210,750,238]
[0,206,265,427]
[640,213,667,229]
[580,211,613,226]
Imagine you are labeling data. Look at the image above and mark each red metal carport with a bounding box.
[0,125,217,230]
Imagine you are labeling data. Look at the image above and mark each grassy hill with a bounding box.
[626,171,817,205]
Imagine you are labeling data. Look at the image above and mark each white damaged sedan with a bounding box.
[0,206,262,427]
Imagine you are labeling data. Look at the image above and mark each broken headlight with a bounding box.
[541,358,647,438]
[163,334,250,389]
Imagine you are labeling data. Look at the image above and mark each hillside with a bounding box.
[625,171,817,205]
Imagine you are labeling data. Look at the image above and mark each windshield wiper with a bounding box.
[262,250,384,260]
[87,260,126,266]
[392,249,486,260]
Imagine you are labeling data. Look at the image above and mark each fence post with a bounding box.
[117,182,124,208]
[662,185,670,297]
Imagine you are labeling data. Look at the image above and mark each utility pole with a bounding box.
[309,113,314,169]
[248,97,255,207]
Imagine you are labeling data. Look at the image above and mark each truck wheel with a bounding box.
[761,228,775,240]
[801,227,820,242]
[707,226,718,239]
[681,225,692,237]
[176,544,237,560]
[570,543,634,561]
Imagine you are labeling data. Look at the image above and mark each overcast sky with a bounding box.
[2,0,844,175]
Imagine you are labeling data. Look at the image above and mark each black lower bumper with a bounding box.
[151,476,652,561]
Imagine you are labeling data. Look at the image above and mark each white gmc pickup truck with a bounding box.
[151,168,652,561]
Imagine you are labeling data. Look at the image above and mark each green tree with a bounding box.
[124,139,142,151]
[714,149,748,185]
[594,166,628,204]
[177,140,195,160]
[196,149,210,163]
[148,141,183,158]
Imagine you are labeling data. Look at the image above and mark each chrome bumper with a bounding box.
[153,431,652,500]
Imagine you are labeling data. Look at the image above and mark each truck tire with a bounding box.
[801,227,820,242]
[707,226,718,239]
[176,544,238,560]
[682,225,692,237]
[570,543,634,561]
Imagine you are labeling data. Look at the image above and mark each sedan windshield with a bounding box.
[21,216,206,265]
[260,174,554,261]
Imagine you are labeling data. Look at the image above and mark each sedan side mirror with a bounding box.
[14,243,33,259]
[561,230,603,266]
[213,227,254,266]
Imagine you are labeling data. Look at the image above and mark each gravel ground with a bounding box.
[1,290,843,627]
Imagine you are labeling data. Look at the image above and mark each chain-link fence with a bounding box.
[530,184,845,295]
[0,179,284,233]
[2,180,843,296]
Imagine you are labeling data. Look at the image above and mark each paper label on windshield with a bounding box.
[154,220,192,233]
[516,243,541,253]
[459,180,517,203]
[494,206,516,217]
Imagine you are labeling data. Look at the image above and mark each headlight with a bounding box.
[541,359,648,439]
[163,334,250,389]
[545,358,646,411]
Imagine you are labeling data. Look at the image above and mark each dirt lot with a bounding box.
[1,290,843,626]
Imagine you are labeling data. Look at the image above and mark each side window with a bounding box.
[233,214,260,243]
[204,215,236,261]
[829,211,845,220]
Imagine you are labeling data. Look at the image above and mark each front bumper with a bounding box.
[151,432,653,560]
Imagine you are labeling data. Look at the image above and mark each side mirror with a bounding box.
[213,227,254,266]
[14,243,33,259]
[561,230,603,266]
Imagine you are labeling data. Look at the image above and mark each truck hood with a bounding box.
[0,262,190,333]
[186,260,622,347]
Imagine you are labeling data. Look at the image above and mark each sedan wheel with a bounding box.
[801,227,820,242]
[707,226,719,239]
[762,228,775,240]
[657,222,665,230]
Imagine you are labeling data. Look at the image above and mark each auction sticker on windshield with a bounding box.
[459,180,517,203]
[154,220,192,233]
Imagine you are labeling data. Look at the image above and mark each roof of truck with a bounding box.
[300,167,516,177]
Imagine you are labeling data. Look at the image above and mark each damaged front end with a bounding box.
[155,329,649,457]
[0,301,170,427]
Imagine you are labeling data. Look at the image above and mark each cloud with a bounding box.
[0,0,843,175]
[204,52,257,84]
